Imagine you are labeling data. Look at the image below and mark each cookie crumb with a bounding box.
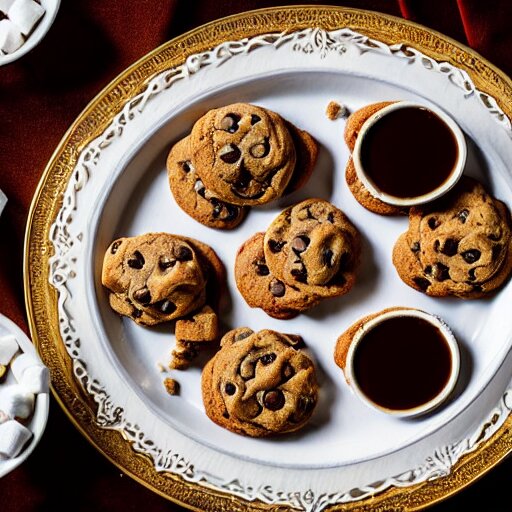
[326,101,347,120]
[164,378,180,395]
[156,362,166,373]
[169,340,199,370]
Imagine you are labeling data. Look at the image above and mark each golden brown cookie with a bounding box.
[167,136,248,229]
[263,199,361,299]
[190,103,297,206]
[235,232,323,319]
[102,233,208,325]
[392,177,512,298]
[201,328,318,437]
[344,101,404,216]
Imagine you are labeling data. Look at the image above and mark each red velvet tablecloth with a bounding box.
[1,1,511,510]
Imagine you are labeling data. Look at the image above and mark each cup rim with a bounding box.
[352,101,467,207]
[345,308,460,418]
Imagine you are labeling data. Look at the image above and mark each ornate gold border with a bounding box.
[24,6,512,511]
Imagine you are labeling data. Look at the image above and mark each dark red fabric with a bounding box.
[1,1,511,511]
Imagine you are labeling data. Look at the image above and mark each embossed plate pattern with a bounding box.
[25,7,512,511]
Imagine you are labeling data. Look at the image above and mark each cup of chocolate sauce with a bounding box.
[352,102,466,206]
[344,308,460,418]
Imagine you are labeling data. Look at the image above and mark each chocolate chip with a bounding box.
[488,233,501,241]
[492,244,503,261]
[156,300,176,314]
[261,353,276,365]
[442,238,459,256]
[219,144,241,164]
[297,395,315,413]
[234,330,252,341]
[220,113,240,133]
[323,249,334,268]
[424,265,432,275]
[255,263,270,276]
[327,212,335,223]
[225,382,236,395]
[413,277,431,291]
[291,267,308,283]
[251,114,261,125]
[472,284,483,292]
[212,201,223,218]
[224,204,239,221]
[132,308,142,319]
[133,288,151,305]
[175,246,193,261]
[111,240,122,254]
[269,279,285,297]
[457,209,469,223]
[428,217,439,230]
[194,179,206,198]
[282,364,295,380]
[249,139,270,158]
[159,256,176,270]
[268,239,285,253]
[462,249,481,263]
[181,161,192,173]
[127,251,145,269]
[263,390,285,411]
[411,242,420,253]
[433,263,450,281]
[223,411,230,419]
[291,236,309,253]
[468,268,477,281]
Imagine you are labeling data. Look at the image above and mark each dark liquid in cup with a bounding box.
[360,106,459,199]
[353,316,453,411]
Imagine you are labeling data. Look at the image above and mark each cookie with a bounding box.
[201,328,318,437]
[263,199,361,299]
[190,103,297,206]
[235,232,322,319]
[392,177,512,298]
[170,305,220,370]
[344,101,404,216]
[167,136,248,229]
[101,233,223,326]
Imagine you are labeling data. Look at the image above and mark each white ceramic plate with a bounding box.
[0,313,49,478]
[34,17,512,511]
[0,0,60,66]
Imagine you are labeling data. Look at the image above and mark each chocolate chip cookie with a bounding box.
[167,136,248,229]
[344,101,404,216]
[392,177,512,298]
[201,328,318,437]
[101,233,221,325]
[263,199,361,299]
[235,232,323,319]
[190,103,297,206]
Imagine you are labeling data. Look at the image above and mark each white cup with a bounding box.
[352,101,467,207]
[344,308,460,418]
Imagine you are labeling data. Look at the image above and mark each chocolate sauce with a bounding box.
[360,107,458,199]
[353,316,452,411]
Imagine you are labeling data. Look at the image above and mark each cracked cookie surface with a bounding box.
[263,199,361,299]
[392,177,512,298]
[167,136,248,229]
[190,103,297,206]
[201,328,318,437]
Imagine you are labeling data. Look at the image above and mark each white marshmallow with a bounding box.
[10,353,49,393]
[0,334,19,365]
[0,189,6,217]
[0,19,23,54]
[8,0,44,36]
[0,384,34,419]
[0,420,32,458]
[0,0,15,14]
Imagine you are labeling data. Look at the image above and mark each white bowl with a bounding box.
[0,312,49,478]
[352,101,467,207]
[0,0,60,66]
[344,308,460,418]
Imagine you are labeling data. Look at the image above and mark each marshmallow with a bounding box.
[0,0,15,14]
[0,384,34,419]
[0,420,32,458]
[11,353,49,393]
[0,19,23,54]
[0,334,19,365]
[0,188,6,217]
[8,0,44,36]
